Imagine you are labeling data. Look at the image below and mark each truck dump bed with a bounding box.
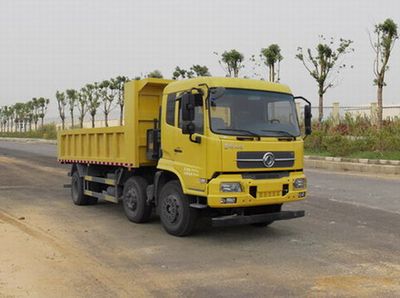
[57,78,172,168]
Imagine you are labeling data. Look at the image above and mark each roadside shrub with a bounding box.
[370,129,400,152]
[0,123,57,140]
[305,115,400,158]
[304,130,327,152]
[321,134,354,157]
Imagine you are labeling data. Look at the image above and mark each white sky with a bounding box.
[1,0,400,119]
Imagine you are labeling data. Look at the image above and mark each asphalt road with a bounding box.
[1,140,399,297]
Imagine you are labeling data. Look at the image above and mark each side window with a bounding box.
[179,95,204,134]
[166,93,176,126]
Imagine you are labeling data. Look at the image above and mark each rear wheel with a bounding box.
[122,176,152,223]
[71,171,98,205]
[159,181,198,236]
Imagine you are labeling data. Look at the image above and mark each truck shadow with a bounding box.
[89,201,300,241]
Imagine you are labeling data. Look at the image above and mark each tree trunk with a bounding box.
[91,116,95,128]
[268,66,272,82]
[277,60,280,82]
[271,64,275,82]
[62,119,65,130]
[80,117,83,128]
[70,111,74,128]
[234,68,238,78]
[41,117,44,127]
[377,84,383,130]
[318,90,324,124]
[105,113,109,127]
[120,105,123,126]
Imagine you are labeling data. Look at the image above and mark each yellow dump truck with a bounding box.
[58,77,312,236]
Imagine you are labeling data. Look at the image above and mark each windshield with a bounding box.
[209,88,300,137]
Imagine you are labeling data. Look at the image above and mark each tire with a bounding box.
[71,171,98,205]
[159,181,198,236]
[250,204,282,227]
[122,176,152,223]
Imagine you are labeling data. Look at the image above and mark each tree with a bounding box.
[147,70,163,78]
[190,64,211,77]
[260,44,283,82]
[37,97,49,127]
[0,107,3,132]
[173,65,211,79]
[31,97,40,130]
[0,106,7,132]
[25,101,34,131]
[4,106,14,132]
[113,76,129,125]
[76,90,88,128]
[55,91,67,129]
[369,18,398,129]
[66,89,78,128]
[215,49,245,77]
[99,80,116,127]
[3,106,13,132]
[296,36,354,123]
[172,66,191,80]
[84,83,101,128]
[13,103,25,132]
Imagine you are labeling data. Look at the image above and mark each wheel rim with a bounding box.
[125,187,138,211]
[162,194,180,224]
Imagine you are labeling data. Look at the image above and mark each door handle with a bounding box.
[174,147,183,153]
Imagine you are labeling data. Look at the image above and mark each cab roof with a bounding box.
[164,77,292,95]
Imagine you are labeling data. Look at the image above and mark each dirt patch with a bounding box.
[0,209,150,297]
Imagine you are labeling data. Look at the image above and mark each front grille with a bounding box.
[237,151,294,168]
[258,191,282,198]
[242,171,289,180]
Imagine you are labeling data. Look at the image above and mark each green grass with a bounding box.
[0,123,57,140]
[305,149,400,160]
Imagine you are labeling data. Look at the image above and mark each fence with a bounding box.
[296,102,400,124]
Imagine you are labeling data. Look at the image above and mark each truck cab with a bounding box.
[151,77,312,234]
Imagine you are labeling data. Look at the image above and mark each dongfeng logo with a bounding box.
[262,152,275,168]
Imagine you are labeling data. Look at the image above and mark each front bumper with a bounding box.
[207,172,307,208]
[212,210,305,227]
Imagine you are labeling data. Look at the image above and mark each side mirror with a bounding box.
[304,105,312,135]
[181,93,195,121]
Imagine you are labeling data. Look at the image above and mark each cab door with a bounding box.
[161,92,207,193]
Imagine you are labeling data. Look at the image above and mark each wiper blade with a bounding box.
[261,129,296,139]
[217,128,261,139]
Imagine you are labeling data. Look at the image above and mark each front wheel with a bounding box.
[159,181,198,236]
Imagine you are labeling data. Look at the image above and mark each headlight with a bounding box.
[293,178,306,189]
[220,182,242,192]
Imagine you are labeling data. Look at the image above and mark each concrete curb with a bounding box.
[0,137,57,145]
[305,155,400,175]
